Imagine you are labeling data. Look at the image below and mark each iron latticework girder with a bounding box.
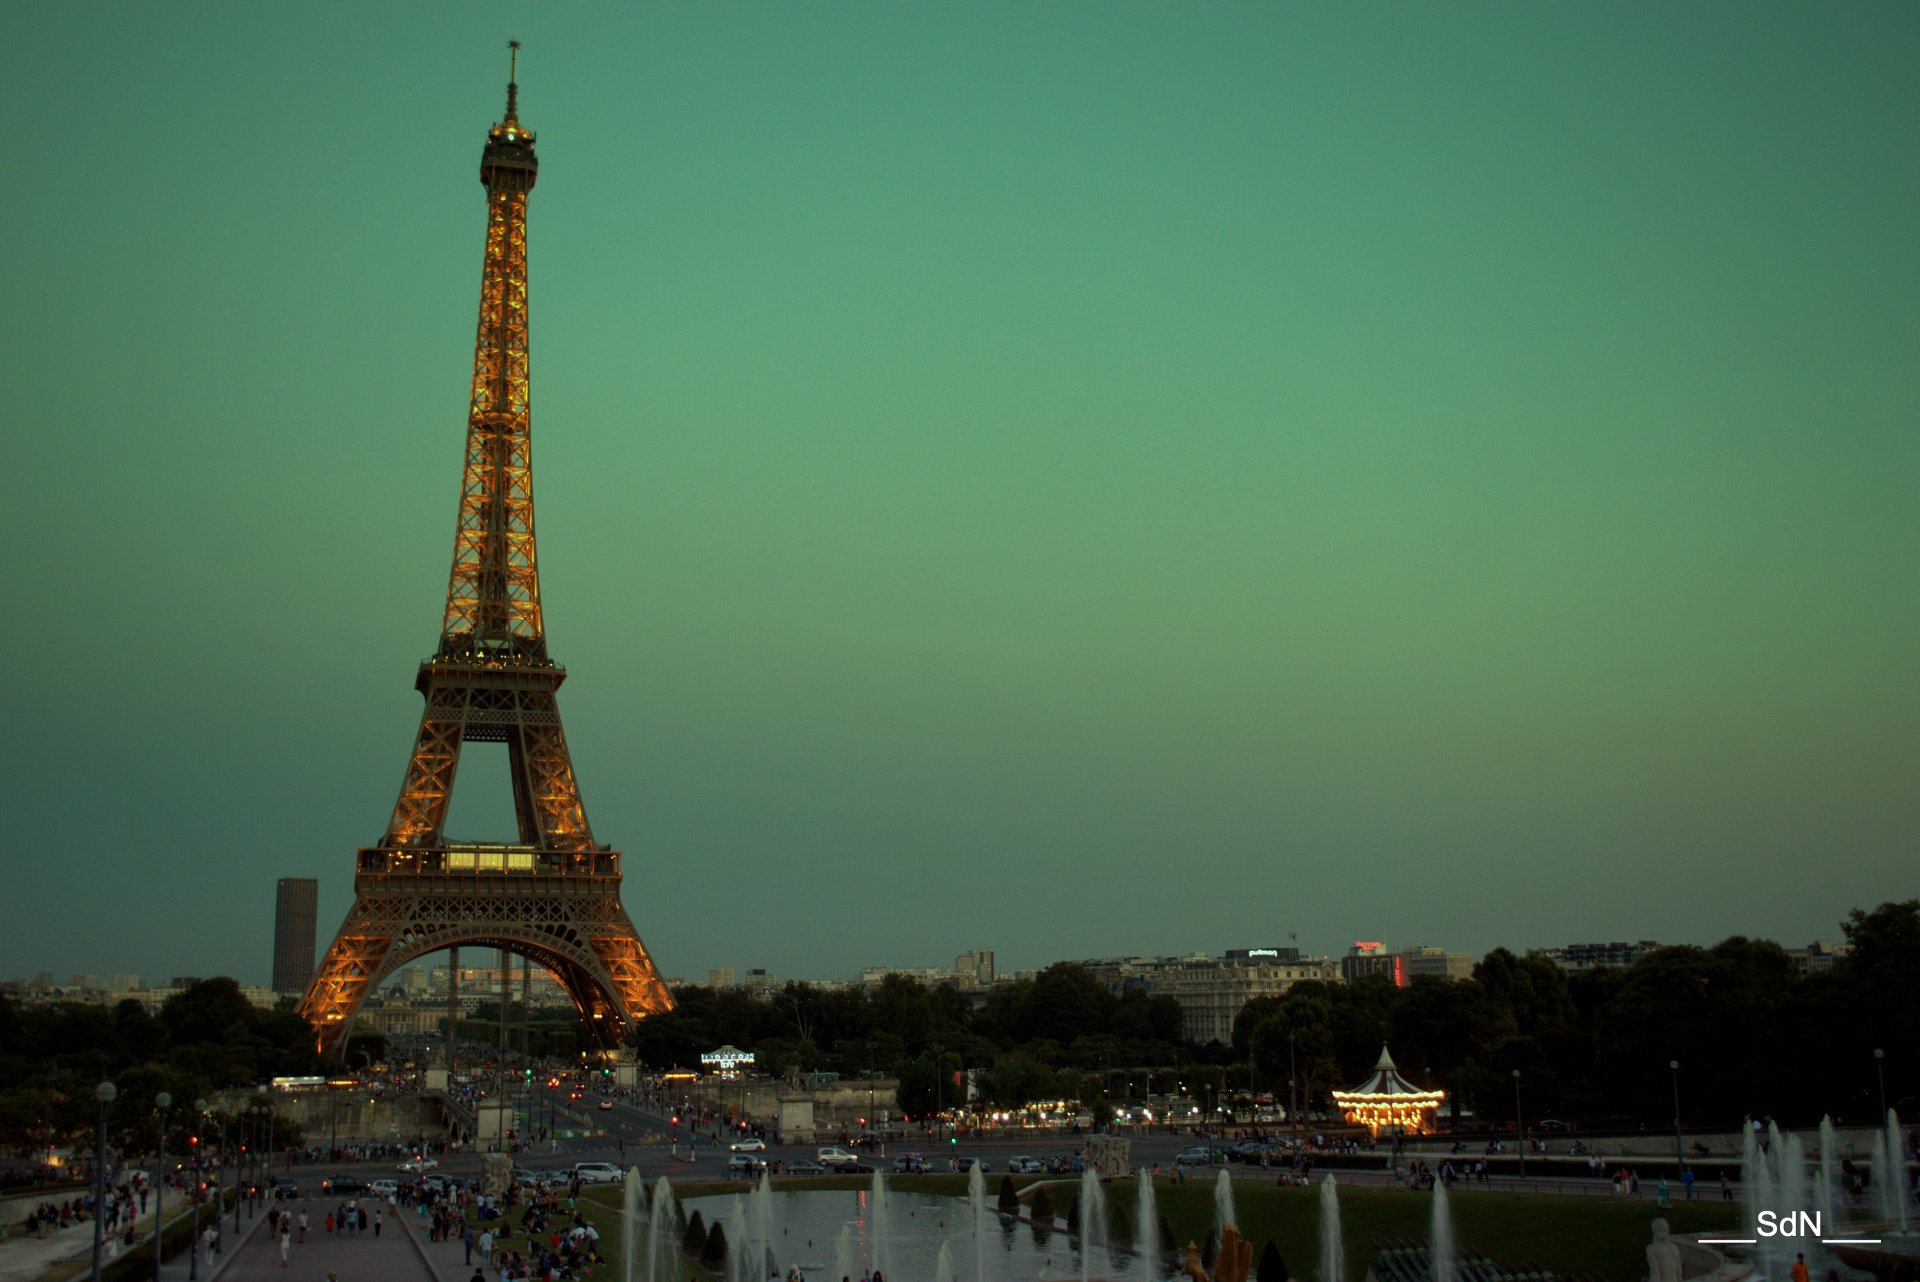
[300,62,672,1059]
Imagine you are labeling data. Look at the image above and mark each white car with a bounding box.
[816,1146,860,1168]
[1008,1156,1044,1174]
[369,1179,399,1197]
[727,1137,766,1153]
[572,1162,622,1184]
[397,1157,439,1173]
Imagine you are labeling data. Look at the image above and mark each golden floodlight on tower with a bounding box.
[1331,1045,1445,1136]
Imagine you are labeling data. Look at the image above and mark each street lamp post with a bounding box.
[230,1109,243,1237]
[1669,1061,1684,1176]
[1875,1049,1887,1120]
[866,1041,877,1149]
[257,1089,274,1181]
[1512,1070,1525,1179]
[90,1081,116,1282]
[152,1092,171,1282]
[189,1098,206,1281]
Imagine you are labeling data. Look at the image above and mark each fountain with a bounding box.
[624,1169,645,1282]
[933,1240,956,1282]
[727,1193,747,1282]
[1214,1168,1237,1238]
[1136,1168,1161,1278]
[751,1171,779,1280]
[1080,1166,1110,1282]
[1817,1116,1839,1226]
[836,1223,852,1282]
[647,1176,677,1282]
[869,1168,894,1282]
[969,1162,988,1282]
[1319,1174,1344,1282]
[1429,1175,1454,1282]
[1887,1108,1910,1234]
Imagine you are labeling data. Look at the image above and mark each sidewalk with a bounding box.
[159,1198,433,1282]
[0,1194,188,1282]
[390,1202,488,1282]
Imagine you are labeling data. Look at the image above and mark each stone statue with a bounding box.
[1182,1226,1254,1282]
[1215,1224,1254,1282]
[1646,1217,1683,1282]
[1182,1242,1209,1282]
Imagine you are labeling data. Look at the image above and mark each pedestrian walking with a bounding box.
[279,1228,291,1268]
[464,1223,476,1264]
[299,1210,309,1241]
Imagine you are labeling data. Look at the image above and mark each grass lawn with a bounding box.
[1147,1181,1739,1282]
[573,1173,1743,1282]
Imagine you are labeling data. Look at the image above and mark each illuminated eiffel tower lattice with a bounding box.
[300,50,671,1058]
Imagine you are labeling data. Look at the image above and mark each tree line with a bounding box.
[635,900,1917,1129]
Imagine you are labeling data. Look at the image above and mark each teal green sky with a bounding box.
[6,3,1915,987]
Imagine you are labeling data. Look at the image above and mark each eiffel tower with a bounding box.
[300,50,671,1058]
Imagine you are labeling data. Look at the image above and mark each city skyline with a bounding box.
[7,4,1917,988]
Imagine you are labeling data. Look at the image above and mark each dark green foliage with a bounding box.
[998,1175,1018,1211]
[1159,1217,1176,1259]
[702,1221,729,1265]
[1066,1193,1080,1235]
[1258,1240,1288,1282]
[612,899,1918,1129]
[681,1209,706,1255]
[0,980,328,1156]
[1028,1185,1053,1222]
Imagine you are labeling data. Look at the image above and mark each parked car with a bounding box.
[816,1146,860,1168]
[892,1153,929,1174]
[572,1162,622,1184]
[785,1161,828,1176]
[726,1155,768,1178]
[955,1157,992,1173]
[1537,1119,1573,1132]
[1173,1146,1217,1166]
[1007,1156,1044,1174]
[728,1137,767,1153]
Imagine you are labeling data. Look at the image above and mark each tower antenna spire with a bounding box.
[506,39,521,120]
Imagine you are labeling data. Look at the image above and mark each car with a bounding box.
[572,1162,622,1184]
[1173,1146,1218,1166]
[816,1146,860,1168]
[368,1179,399,1197]
[319,1176,366,1195]
[598,1100,614,1111]
[956,1157,991,1173]
[727,1138,767,1153]
[892,1153,929,1174]
[784,1161,828,1176]
[1537,1119,1573,1132]
[1008,1156,1044,1174]
[397,1156,439,1173]
[725,1155,768,1178]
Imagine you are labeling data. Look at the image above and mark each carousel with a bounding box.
[1331,1044,1445,1135]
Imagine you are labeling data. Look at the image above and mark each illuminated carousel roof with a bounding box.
[1337,1045,1435,1098]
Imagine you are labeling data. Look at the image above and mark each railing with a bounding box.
[356,846,620,878]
